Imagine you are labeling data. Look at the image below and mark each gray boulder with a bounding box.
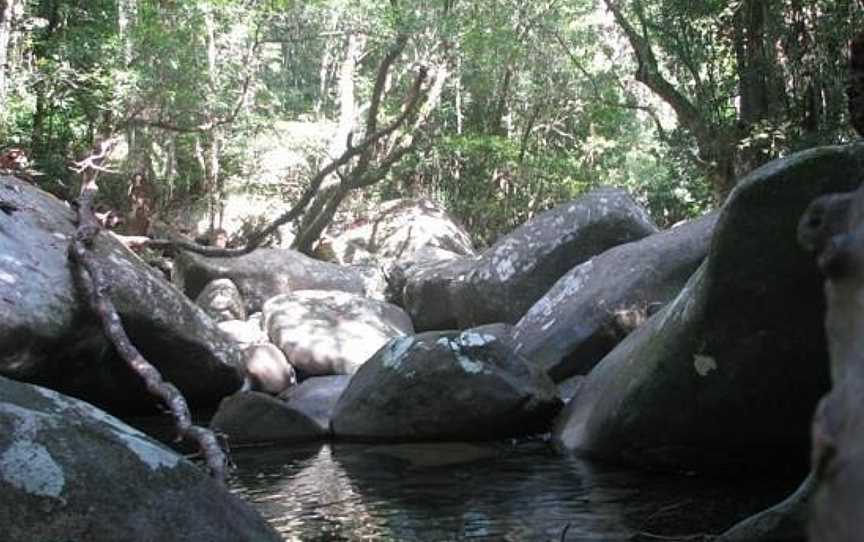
[211,391,325,444]
[514,212,717,382]
[401,255,478,331]
[174,248,365,313]
[331,328,562,441]
[454,187,658,327]
[323,198,475,269]
[196,278,246,322]
[553,144,864,470]
[279,375,351,432]
[0,176,243,414]
[0,376,280,542]
[384,245,464,307]
[264,290,414,377]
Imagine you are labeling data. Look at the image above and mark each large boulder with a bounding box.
[384,245,464,306]
[514,212,717,382]
[322,198,475,269]
[0,176,244,414]
[401,255,478,331]
[211,391,325,444]
[453,188,658,327]
[553,144,864,470]
[263,290,414,377]
[174,248,365,313]
[0,376,280,542]
[331,327,562,442]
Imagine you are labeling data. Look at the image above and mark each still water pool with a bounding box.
[226,440,797,542]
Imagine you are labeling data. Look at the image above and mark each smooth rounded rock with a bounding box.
[331,328,562,442]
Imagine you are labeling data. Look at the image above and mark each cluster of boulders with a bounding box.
[2,140,863,540]
[191,187,682,446]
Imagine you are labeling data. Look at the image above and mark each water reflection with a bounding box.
[227,440,797,541]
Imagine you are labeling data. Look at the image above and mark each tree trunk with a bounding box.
[329,31,366,158]
[202,6,222,231]
[0,0,14,114]
[604,0,738,200]
[31,1,60,156]
[292,184,349,254]
[298,32,366,241]
[734,0,785,174]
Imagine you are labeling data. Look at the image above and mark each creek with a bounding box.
[225,439,797,541]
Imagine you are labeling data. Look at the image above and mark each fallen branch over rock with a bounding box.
[68,145,227,483]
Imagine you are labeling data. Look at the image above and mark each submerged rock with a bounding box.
[331,327,562,442]
[453,187,658,327]
[263,290,413,377]
[514,212,716,382]
[554,144,864,470]
[0,176,244,414]
[211,391,325,444]
[0,376,280,542]
[211,375,351,445]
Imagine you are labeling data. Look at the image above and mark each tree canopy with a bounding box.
[0,0,860,246]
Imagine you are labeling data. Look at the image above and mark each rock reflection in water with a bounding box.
[227,441,797,541]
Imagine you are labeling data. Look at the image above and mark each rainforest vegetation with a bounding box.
[0,0,860,244]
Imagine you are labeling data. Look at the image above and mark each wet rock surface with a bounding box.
[0,376,280,542]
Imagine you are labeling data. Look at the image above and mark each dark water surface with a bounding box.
[225,440,798,542]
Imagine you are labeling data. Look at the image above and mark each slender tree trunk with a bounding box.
[330,32,365,158]
[202,6,222,231]
[455,55,463,135]
[299,32,365,238]
[0,0,14,114]
[117,0,135,64]
[734,0,785,174]
[293,185,348,253]
[31,0,59,156]
[118,0,139,170]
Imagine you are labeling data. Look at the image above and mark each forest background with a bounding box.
[0,0,860,248]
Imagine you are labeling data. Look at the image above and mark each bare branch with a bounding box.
[67,140,227,483]
[133,33,429,259]
[603,0,706,138]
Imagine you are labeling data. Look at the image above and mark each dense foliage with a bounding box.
[0,0,859,245]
